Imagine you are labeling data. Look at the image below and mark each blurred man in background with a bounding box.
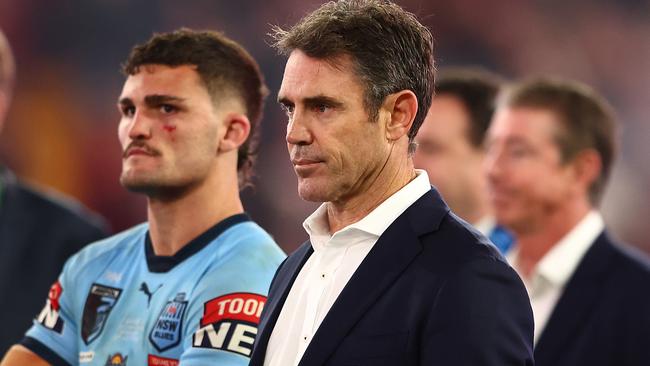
[1,29,284,366]
[0,28,108,355]
[414,68,513,253]
[485,77,650,365]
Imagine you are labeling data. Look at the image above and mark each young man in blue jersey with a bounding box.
[1,29,285,366]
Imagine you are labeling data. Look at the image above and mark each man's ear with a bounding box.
[571,148,602,189]
[218,113,251,153]
[383,90,418,141]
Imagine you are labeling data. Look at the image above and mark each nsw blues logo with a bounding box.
[150,292,188,352]
[81,284,122,345]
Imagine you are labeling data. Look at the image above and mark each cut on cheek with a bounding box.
[163,125,177,142]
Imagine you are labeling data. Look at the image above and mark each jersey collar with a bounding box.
[145,213,251,273]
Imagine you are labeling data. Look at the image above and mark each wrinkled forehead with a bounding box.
[279,50,363,100]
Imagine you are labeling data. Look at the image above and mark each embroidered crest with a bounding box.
[149,292,188,352]
[81,284,122,345]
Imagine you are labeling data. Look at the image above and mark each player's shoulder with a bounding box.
[199,218,285,281]
[216,219,285,263]
[64,223,148,276]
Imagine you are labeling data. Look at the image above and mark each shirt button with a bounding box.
[321,273,326,278]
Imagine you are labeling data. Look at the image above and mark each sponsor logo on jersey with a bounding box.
[192,292,266,357]
[79,351,95,363]
[149,292,188,352]
[147,355,179,366]
[36,281,64,334]
[139,282,163,307]
[81,284,122,345]
[105,352,127,366]
[103,271,123,283]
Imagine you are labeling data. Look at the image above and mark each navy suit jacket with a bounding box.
[250,189,534,366]
[0,168,108,354]
[535,232,650,366]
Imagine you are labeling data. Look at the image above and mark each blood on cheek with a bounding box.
[163,125,177,142]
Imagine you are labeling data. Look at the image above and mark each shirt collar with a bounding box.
[303,169,431,247]
[533,210,604,287]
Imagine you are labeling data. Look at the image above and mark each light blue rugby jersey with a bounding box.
[23,214,285,366]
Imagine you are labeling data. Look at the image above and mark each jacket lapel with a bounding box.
[298,189,448,366]
[534,232,616,365]
[251,242,313,366]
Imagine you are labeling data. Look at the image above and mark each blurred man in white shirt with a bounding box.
[484,77,650,366]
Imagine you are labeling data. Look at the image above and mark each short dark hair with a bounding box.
[500,78,617,205]
[122,28,268,187]
[271,0,435,152]
[435,68,504,148]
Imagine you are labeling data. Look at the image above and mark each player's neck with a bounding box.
[146,172,243,256]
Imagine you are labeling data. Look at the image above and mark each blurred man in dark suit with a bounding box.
[485,77,650,366]
[414,68,514,253]
[0,29,108,355]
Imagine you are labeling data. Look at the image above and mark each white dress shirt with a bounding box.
[264,170,431,366]
[507,210,605,343]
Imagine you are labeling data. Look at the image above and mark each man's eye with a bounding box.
[160,104,177,114]
[122,106,135,117]
[508,146,532,159]
[281,104,295,117]
[313,104,330,113]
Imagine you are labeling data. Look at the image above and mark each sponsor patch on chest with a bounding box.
[147,354,179,366]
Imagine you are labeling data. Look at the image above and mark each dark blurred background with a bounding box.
[1,0,648,254]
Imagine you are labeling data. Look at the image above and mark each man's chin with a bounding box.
[120,173,164,193]
[120,179,157,194]
[297,183,331,203]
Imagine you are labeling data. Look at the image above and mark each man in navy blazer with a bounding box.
[484,77,650,365]
[0,30,108,354]
[250,1,534,365]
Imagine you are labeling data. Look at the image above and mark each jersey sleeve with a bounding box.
[179,230,285,366]
[21,257,80,366]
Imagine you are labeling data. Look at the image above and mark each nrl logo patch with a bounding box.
[105,352,128,366]
[81,284,122,345]
[149,292,188,352]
